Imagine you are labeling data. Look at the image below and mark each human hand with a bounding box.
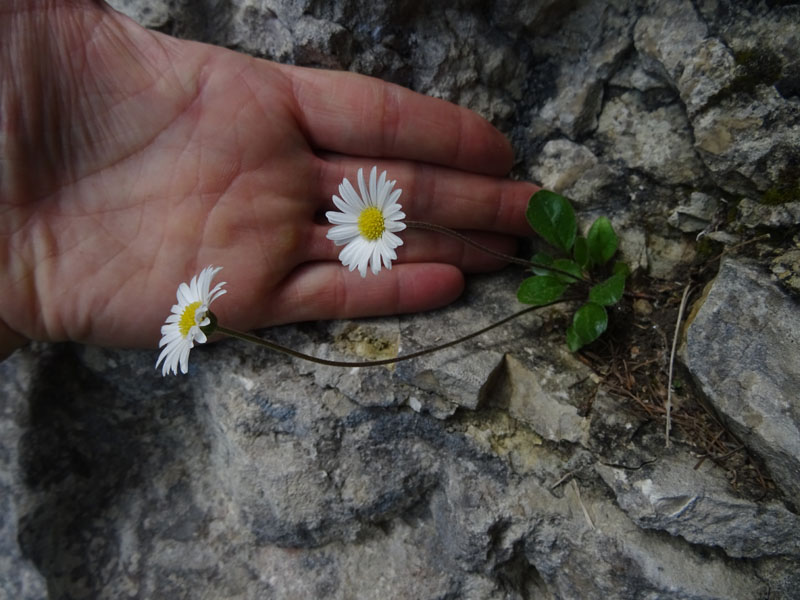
[0,0,538,353]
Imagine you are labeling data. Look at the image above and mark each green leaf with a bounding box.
[552,258,583,283]
[588,273,626,306]
[529,252,555,276]
[526,190,577,252]
[566,325,582,352]
[517,275,567,306]
[586,217,618,265]
[569,302,608,350]
[573,236,590,269]
[529,254,583,282]
[613,261,631,278]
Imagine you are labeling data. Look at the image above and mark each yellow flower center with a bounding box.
[358,206,385,241]
[179,301,203,337]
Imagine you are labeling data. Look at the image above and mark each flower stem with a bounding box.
[214,298,572,368]
[405,220,585,282]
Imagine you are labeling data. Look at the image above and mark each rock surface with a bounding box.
[3,0,800,598]
[0,333,778,600]
[683,258,800,503]
[596,451,800,558]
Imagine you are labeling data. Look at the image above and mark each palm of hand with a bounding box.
[2,3,535,349]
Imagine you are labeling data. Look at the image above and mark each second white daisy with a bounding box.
[326,166,406,277]
[156,265,227,376]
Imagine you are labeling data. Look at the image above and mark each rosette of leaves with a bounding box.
[518,190,629,351]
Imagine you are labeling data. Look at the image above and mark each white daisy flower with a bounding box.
[326,166,406,277]
[155,265,227,376]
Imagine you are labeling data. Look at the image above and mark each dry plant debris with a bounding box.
[578,267,776,501]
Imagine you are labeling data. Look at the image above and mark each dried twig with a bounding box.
[666,284,692,448]
[550,470,575,490]
[571,479,595,530]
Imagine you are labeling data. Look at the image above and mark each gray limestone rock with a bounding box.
[502,353,591,445]
[667,192,719,234]
[392,272,525,415]
[106,0,171,29]
[644,233,697,279]
[772,248,800,297]
[693,89,800,197]
[634,0,736,117]
[0,352,48,600]
[528,138,622,212]
[526,0,634,142]
[587,391,654,470]
[596,91,706,185]
[633,0,800,199]
[736,198,800,230]
[523,485,768,600]
[536,34,630,140]
[1,271,784,599]
[596,453,800,558]
[529,139,599,193]
[683,258,800,501]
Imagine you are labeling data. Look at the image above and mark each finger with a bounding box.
[304,224,517,272]
[280,64,514,176]
[266,263,465,325]
[317,157,539,236]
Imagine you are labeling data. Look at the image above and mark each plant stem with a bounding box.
[405,220,586,282]
[214,298,573,368]
[406,221,535,268]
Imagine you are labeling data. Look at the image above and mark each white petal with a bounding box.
[341,178,364,210]
[157,337,187,376]
[385,220,406,233]
[376,170,389,208]
[369,166,378,207]
[386,188,402,208]
[208,286,227,304]
[189,273,201,300]
[177,282,193,305]
[370,243,383,275]
[337,242,356,267]
[160,349,180,376]
[326,210,358,225]
[178,346,191,374]
[377,171,397,211]
[157,353,172,376]
[384,231,404,248]
[155,345,170,369]
[352,240,371,277]
[332,195,356,215]
[357,255,369,277]
[357,168,371,208]
[381,240,398,262]
[200,267,221,301]
[385,206,405,219]
[327,224,360,243]
[382,247,395,269]
[339,237,365,267]
[159,328,182,344]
